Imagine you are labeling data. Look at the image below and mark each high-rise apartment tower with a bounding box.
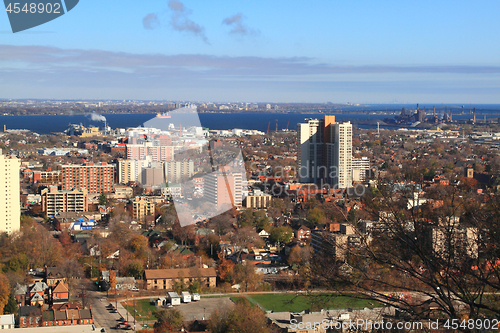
[297,116,352,189]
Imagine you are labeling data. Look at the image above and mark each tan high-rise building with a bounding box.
[41,186,88,217]
[0,151,20,233]
[132,197,155,221]
[164,161,194,183]
[117,159,151,184]
[204,172,243,209]
[298,116,352,188]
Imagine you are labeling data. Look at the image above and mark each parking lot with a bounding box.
[167,297,234,321]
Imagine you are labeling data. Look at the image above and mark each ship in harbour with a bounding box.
[156,112,171,119]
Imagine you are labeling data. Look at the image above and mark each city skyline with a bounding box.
[1,1,500,103]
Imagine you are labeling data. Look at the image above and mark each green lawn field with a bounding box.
[122,299,159,321]
[231,293,381,312]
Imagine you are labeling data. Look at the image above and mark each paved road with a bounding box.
[87,291,131,331]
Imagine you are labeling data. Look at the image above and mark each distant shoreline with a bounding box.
[3,109,500,116]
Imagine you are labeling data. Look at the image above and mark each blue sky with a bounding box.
[1,0,500,103]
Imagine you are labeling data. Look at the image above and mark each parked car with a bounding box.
[129,286,139,292]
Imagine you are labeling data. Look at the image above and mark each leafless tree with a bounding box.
[314,183,500,324]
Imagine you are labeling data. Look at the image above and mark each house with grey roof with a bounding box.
[28,282,49,304]
[29,293,44,306]
[13,283,27,305]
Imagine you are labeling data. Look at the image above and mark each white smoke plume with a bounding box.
[89,112,106,122]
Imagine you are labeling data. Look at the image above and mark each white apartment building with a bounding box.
[352,156,370,182]
[0,151,20,233]
[326,121,353,189]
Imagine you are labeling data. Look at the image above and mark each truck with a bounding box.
[167,292,181,306]
[181,291,191,303]
[192,293,200,301]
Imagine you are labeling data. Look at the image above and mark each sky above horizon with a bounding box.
[1,0,500,103]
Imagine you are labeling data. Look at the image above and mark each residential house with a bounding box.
[295,225,311,243]
[27,268,45,283]
[28,282,48,305]
[19,306,42,328]
[13,283,27,306]
[52,302,81,311]
[55,310,71,326]
[144,267,217,290]
[194,228,215,245]
[79,308,94,325]
[29,293,44,306]
[41,303,94,326]
[45,267,66,286]
[51,281,69,304]
[257,229,270,239]
[171,247,195,259]
[41,308,89,327]
[143,230,168,248]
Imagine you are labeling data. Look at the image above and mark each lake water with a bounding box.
[0,111,497,134]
